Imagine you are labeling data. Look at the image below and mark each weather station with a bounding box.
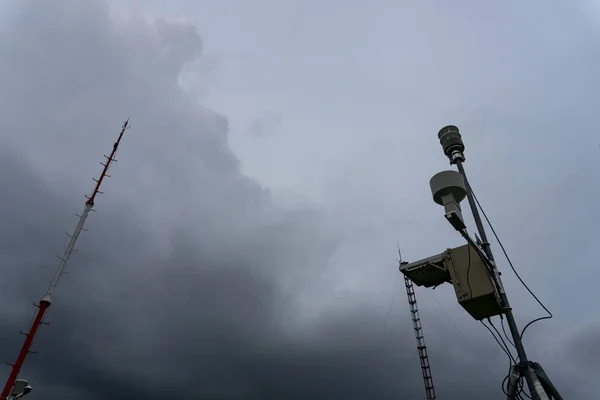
[400,126,562,399]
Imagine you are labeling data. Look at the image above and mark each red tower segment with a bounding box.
[87,118,129,207]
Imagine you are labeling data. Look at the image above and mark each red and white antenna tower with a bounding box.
[398,245,436,400]
[1,119,131,400]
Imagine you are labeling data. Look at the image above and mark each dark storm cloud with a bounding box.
[0,1,595,399]
[0,1,465,399]
[0,146,499,399]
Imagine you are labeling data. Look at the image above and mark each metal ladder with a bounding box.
[404,274,436,399]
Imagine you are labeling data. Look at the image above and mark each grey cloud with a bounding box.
[247,112,283,137]
[0,1,427,399]
[566,324,600,371]
[0,1,594,399]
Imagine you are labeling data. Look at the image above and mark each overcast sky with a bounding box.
[0,0,599,399]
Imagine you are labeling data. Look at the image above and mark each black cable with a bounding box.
[488,318,529,398]
[514,378,527,400]
[516,374,532,400]
[481,318,529,399]
[500,316,516,349]
[469,188,553,340]
[488,318,516,362]
[501,375,510,396]
[480,320,516,364]
[502,364,527,399]
[467,185,548,399]
[502,370,524,399]
[519,380,533,400]
[485,320,517,397]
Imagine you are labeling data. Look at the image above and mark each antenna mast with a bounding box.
[1,119,130,400]
[399,245,436,400]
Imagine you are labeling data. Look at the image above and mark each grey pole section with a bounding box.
[437,125,547,400]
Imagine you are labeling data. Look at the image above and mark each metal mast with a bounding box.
[399,247,436,400]
[1,119,130,400]
[436,126,559,400]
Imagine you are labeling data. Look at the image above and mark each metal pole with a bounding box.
[530,362,563,400]
[456,160,544,399]
[437,125,547,400]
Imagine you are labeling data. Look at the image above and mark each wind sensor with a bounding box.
[400,125,562,400]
